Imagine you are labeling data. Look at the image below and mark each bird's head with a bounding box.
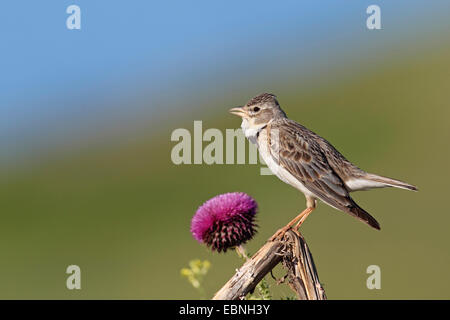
[229,93,287,126]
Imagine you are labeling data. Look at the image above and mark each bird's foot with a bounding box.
[269,226,291,242]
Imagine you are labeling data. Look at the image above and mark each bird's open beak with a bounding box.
[229,106,248,118]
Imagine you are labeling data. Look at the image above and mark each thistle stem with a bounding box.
[235,244,250,260]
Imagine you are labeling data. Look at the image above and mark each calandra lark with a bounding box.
[230,93,417,240]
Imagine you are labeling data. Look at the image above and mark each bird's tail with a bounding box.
[348,203,381,230]
[364,173,418,191]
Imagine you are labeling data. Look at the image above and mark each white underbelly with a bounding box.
[260,146,315,197]
[247,125,314,198]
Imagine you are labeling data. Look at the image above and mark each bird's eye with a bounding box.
[253,107,260,112]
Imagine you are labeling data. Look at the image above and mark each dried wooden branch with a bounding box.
[212,230,326,300]
[281,230,326,300]
[212,239,284,300]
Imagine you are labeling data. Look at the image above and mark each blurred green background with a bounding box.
[1,1,449,299]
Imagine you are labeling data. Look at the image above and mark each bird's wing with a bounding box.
[269,120,351,209]
[268,119,380,229]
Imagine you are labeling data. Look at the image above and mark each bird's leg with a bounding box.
[269,207,314,241]
[269,197,316,242]
[294,208,314,230]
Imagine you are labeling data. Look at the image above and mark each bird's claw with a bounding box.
[269,226,291,242]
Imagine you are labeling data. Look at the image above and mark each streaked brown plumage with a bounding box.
[230,93,417,238]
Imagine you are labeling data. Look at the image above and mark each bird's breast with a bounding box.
[255,128,315,198]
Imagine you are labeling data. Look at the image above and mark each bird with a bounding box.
[229,93,417,240]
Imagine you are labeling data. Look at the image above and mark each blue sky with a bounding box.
[0,1,449,161]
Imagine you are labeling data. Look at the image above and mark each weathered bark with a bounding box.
[212,230,326,300]
[281,230,326,300]
[212,239,284,300]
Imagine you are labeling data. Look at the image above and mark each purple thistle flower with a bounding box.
[191,192,258,252]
